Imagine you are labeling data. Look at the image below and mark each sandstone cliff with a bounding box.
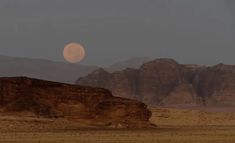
[193,64,235,106]
[0,77,152,128]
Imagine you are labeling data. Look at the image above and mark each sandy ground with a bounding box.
[0,107,234,143]
[150,107,235,126]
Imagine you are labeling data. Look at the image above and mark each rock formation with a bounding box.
[193,64,235,106]
[77,59,235,106]
[137,59,186,104]
[0,77,152,128]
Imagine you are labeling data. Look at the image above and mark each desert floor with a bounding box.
[0,107,235,143]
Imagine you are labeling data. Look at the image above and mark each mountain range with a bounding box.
[77,59,235,107]
[0,55,150,83]
[0,55,234,107]
[0,55,97,83]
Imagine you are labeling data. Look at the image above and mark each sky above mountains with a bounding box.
[0,0,234,66]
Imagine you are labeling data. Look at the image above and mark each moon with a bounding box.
[63,43,86,63]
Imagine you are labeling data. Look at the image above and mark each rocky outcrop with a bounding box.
[0,77,152,128]
[77,58,235,106]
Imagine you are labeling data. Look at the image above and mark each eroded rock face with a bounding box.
[137,59,185,104]
[160,84,198,106]
[0,77,152,128]
[77,59,235,106]
[193,64,235,106]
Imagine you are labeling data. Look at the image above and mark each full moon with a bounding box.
[63,43,86,63]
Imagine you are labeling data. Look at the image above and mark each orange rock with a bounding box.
[0,77,152,128]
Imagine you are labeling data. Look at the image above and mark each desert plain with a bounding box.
[0,107,234,143]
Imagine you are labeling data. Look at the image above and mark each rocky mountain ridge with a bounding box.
[77,59,235,106]
[0,55,97,83]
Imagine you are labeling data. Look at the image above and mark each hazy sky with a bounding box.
[0,0,234,66]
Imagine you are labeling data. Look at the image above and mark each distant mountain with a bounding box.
[0,55,97,83]
[77,58,235,107]
[106,57,151,72]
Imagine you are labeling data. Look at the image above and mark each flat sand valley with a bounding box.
[0,107,235,143]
